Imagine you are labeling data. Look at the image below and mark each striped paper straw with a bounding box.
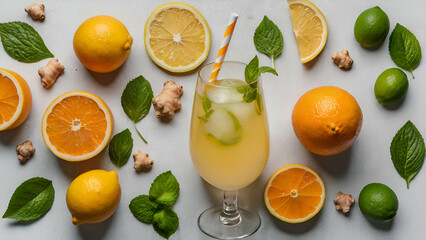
[209,12,239,82]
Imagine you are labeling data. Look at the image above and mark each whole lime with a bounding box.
[354,6,390,47]
[374,68,409,105]
[358,183,398,223]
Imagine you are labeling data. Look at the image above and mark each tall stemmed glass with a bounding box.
[190,61,270,239]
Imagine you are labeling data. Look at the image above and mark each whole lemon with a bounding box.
[292,86,363,156]
[66,169,121,225]
[73,15,133,73]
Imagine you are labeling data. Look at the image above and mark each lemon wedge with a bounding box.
[287,0,328,63]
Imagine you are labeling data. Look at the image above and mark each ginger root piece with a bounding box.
[25,3,45,21]
[133,150,153,172]
[39,59,65,88]
[331,49,353,70]
[152,81,183,122]
[16,140,35,164]
[334,191,355,213]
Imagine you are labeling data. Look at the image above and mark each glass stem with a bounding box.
[220,190,241,226]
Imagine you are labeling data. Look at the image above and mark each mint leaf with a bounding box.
[389,23,422,78]
[243,87,257,103]
[390,120,426,188]
[108,129,133,168]
[152,207,179,239]
[129,195,160,223]
[245,55,260,84]
[198,93,214,122]
[259,66,278,76]
[254,16,283,69]
[3,177,54,221]
[121,75,154,143]
[149,171,179,206]
[0,21,53,62]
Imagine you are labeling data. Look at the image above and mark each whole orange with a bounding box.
[292,86,362,156]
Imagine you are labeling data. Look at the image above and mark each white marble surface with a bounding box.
[0,0,425,239]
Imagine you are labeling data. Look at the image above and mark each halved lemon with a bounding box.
[287,0,328,63]
[41,91,113,161]
[264,164,325,223]
[0,68,32,131]
[144,2,211,72]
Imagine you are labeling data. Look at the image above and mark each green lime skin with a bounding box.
[374,68,409,105]
[354,6,390,47]
[358,183,398,223]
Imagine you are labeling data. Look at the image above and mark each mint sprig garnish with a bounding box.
[108,128,133,168]
[121,75,154,143]
[240,55,277,112]
[3,177,55,221]
[0,21,54,62]
[129,171,180,239]
[254,16,283,70]
[389,23,422,78]
[390,120,426,188]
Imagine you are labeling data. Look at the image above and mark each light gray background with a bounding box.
[0,0,425,239]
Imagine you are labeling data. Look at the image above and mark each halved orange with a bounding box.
[264,164,325,223]
[287,0,328,63]
[0,68,32,131]
[41,91,113,161]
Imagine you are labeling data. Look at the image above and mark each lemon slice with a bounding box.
[144,2,211,72]
[287,0,328,63]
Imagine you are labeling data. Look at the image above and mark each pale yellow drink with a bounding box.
[190,79,269,190]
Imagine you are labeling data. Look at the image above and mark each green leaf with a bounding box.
[253,16,283,68]
[3,177,54,221]
[0,21,53,62]
[243,87,258,103]
[259,66,278,76]
[389,23,422,78]
[121,75,154,122]
[108,129,133,168]
[198,93,214,122]
[149,171,180,206]
[152,207,179,239]
[245,55,260,84]
[390,120,426,188]
[121,75,153,143]
[129,195,160,223]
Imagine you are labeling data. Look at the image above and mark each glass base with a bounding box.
[197,206,261,240]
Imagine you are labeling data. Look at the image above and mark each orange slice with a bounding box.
[0,68,32,131]
[264,164,325,223]
[144,2,211,72]
[41,91,113,161]
[287,0,328,63]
